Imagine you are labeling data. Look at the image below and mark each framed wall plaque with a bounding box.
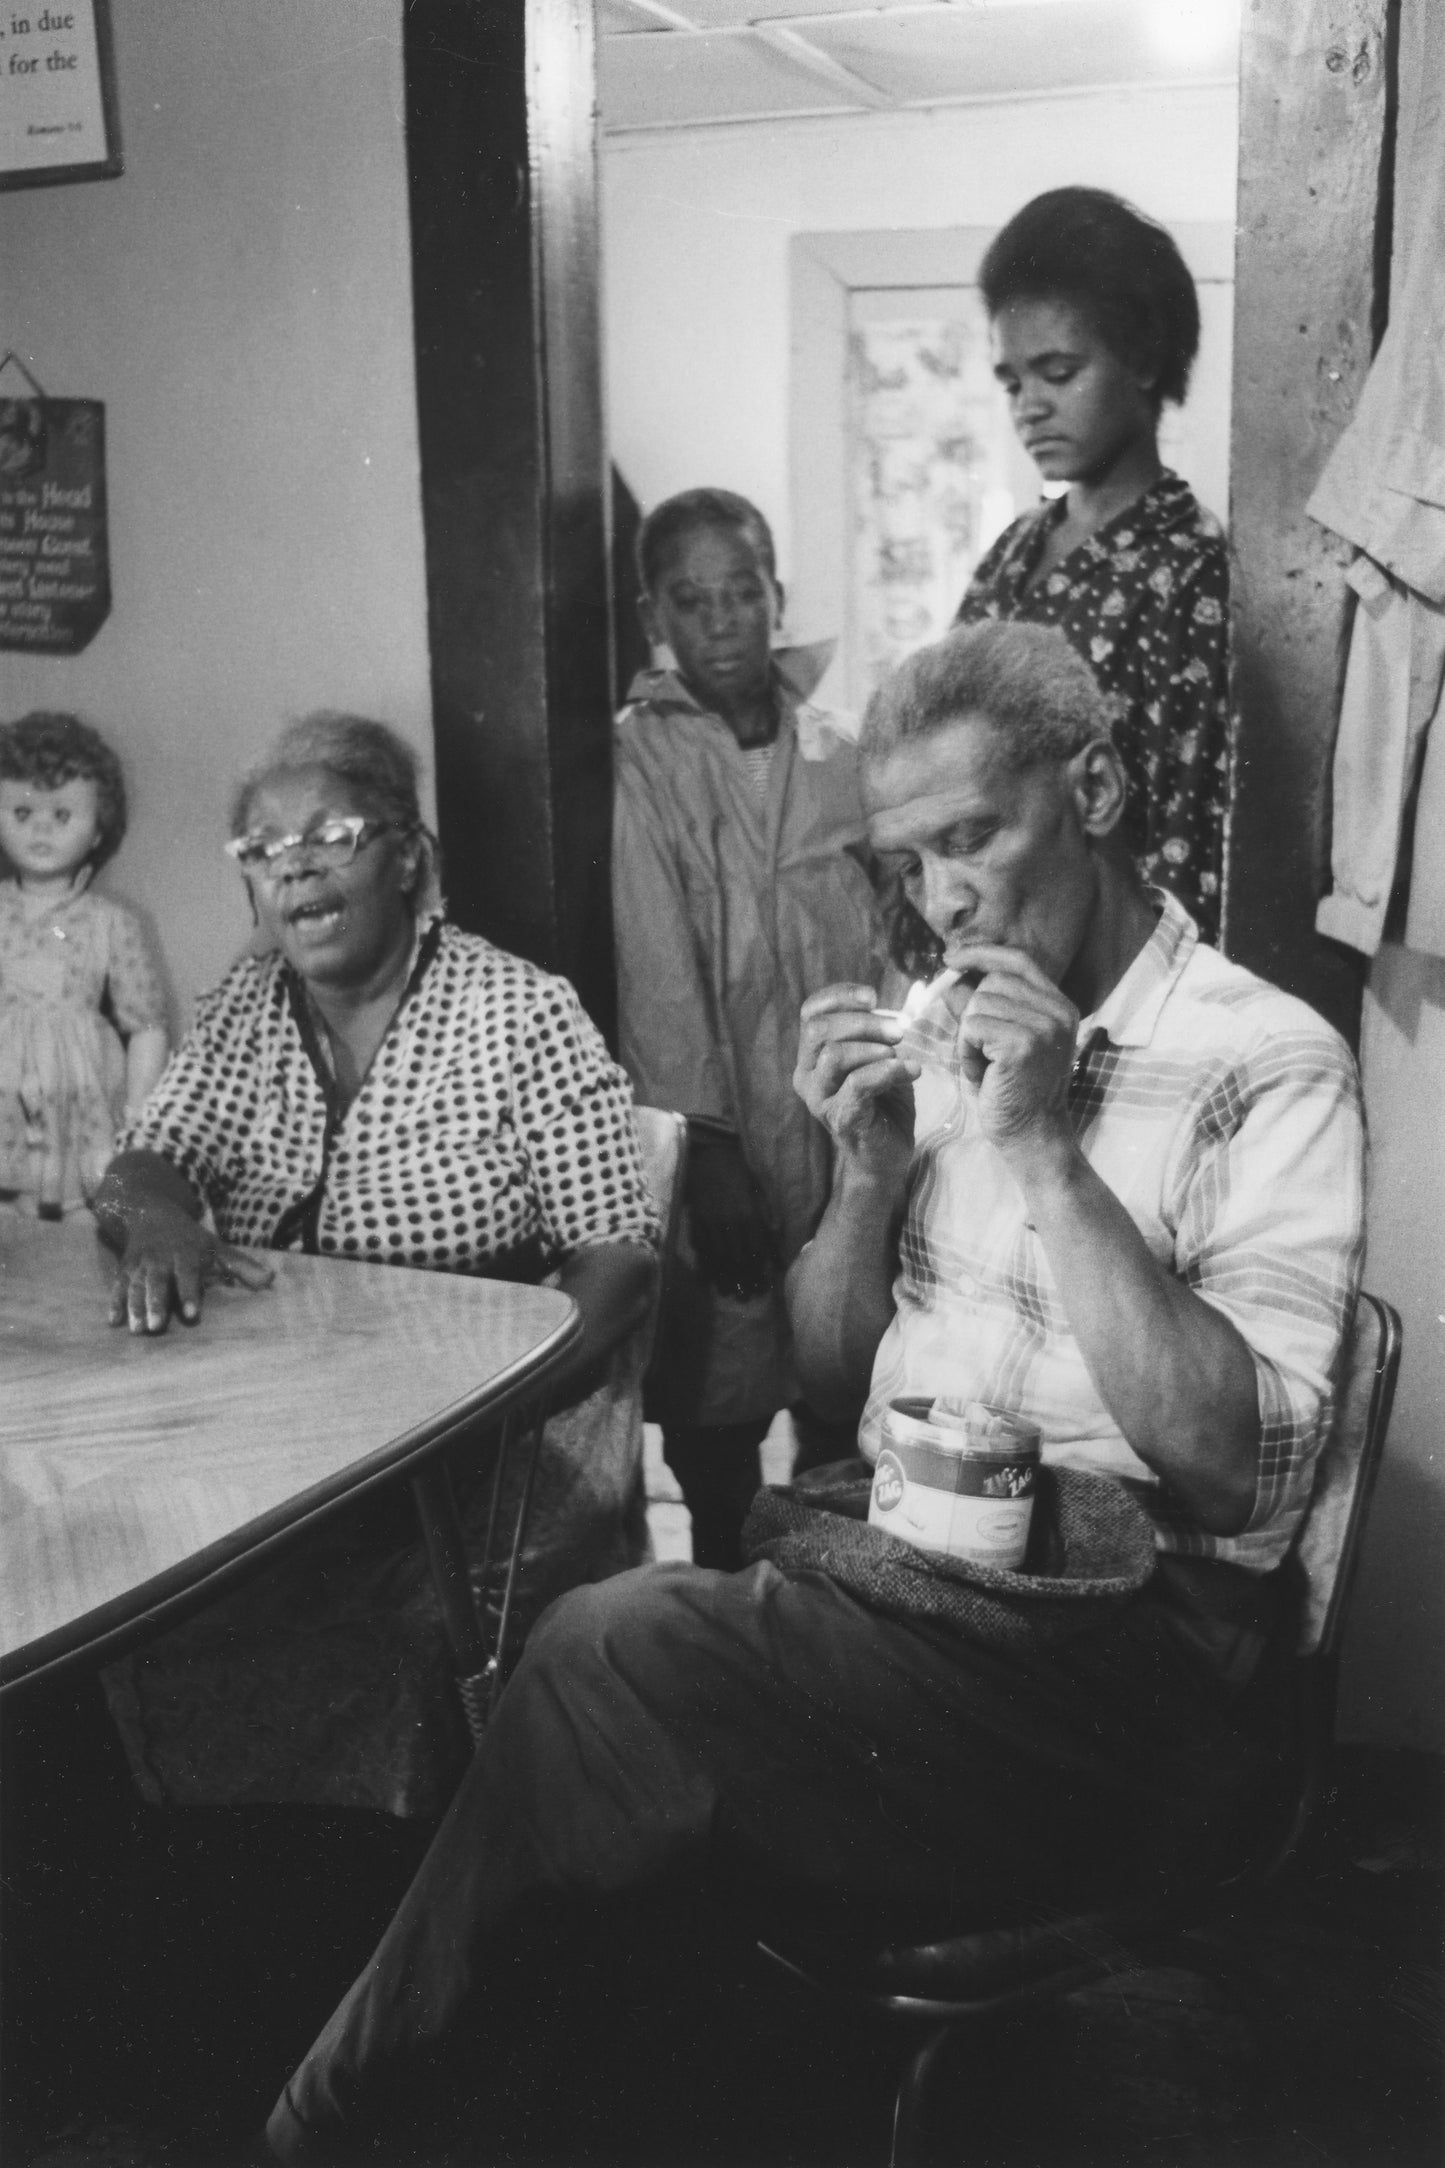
[0,377,111,654]
[0,0,121,189]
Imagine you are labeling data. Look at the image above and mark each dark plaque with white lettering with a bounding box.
[0,396,110,653]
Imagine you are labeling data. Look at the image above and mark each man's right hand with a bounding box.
[105,1204,274,1335]
[794,984,918,1188]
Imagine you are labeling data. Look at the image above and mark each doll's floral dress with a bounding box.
[0,879,167,1211]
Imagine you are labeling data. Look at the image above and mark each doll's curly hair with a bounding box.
[0,711,128,872]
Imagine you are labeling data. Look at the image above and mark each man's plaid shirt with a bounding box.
[858,893,1366,1573]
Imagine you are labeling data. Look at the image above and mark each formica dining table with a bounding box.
[0,1212,581,1694]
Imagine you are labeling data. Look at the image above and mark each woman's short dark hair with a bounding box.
[980,187,1200,409]
[232,712,443,917]
[861,621,1114,978]
[636,488,778,596]
[0,710,128,872]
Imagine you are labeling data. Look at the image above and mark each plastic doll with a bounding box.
[0,711,169,1216]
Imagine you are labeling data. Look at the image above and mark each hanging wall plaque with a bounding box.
[0,0,121,188]
[0,368,110,654]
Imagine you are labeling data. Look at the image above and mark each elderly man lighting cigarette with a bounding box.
[267,621,1363,2164]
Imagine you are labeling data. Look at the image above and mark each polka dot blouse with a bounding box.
[119,924,658,1276]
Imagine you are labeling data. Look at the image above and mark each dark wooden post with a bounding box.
[1225,0,1392,1045]
[404,0,615,1039]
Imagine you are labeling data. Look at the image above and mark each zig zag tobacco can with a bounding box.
[868,1399,1040,1569]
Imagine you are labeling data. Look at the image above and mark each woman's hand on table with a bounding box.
[106,1208,274,1333]
[92,1147,274,1333]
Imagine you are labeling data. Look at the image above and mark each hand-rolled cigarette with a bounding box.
[896,967,980,1031]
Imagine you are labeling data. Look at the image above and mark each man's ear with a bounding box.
[772,576,786,631]
[1068,736,1129,839]
[638,590,661,648]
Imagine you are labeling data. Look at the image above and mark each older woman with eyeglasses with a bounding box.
[92,712,658,1816]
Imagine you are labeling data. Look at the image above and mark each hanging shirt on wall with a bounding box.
[955,471,1230,945]
[1306,0,1445,961]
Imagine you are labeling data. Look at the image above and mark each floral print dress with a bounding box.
[955,472,1230,943]
[0,881,167,1210]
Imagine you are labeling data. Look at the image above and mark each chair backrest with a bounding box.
[1292,1290,1403,1659]
[632,1105,689,1375]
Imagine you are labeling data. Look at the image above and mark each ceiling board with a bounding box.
[599,0,1241,131]
[663,0,926,27]
[599,28,863,130]
[597,0,668,35]
[804,1,1201,101]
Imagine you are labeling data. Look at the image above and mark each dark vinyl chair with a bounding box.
[413,1105,688,1742]
[755,1290,1404,2165]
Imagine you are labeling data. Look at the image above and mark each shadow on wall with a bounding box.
[1370,945,1445,1035]
[611,467,650,708]
[1339,1398,1445,1749]
[1341,937,1445,1752]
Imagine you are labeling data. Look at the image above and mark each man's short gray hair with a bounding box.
[861,620,1114,773]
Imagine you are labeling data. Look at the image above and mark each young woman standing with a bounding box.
[956,187,1230,943]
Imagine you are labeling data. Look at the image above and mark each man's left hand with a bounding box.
[941,944,1078,1156]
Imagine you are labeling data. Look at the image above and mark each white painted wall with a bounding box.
[601,83,1239,584]
[0,0,430,1029]
[1339,947,1445,1750]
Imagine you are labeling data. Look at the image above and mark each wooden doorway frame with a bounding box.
[404,0,616,1038]
[1225,0,1392,1040]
